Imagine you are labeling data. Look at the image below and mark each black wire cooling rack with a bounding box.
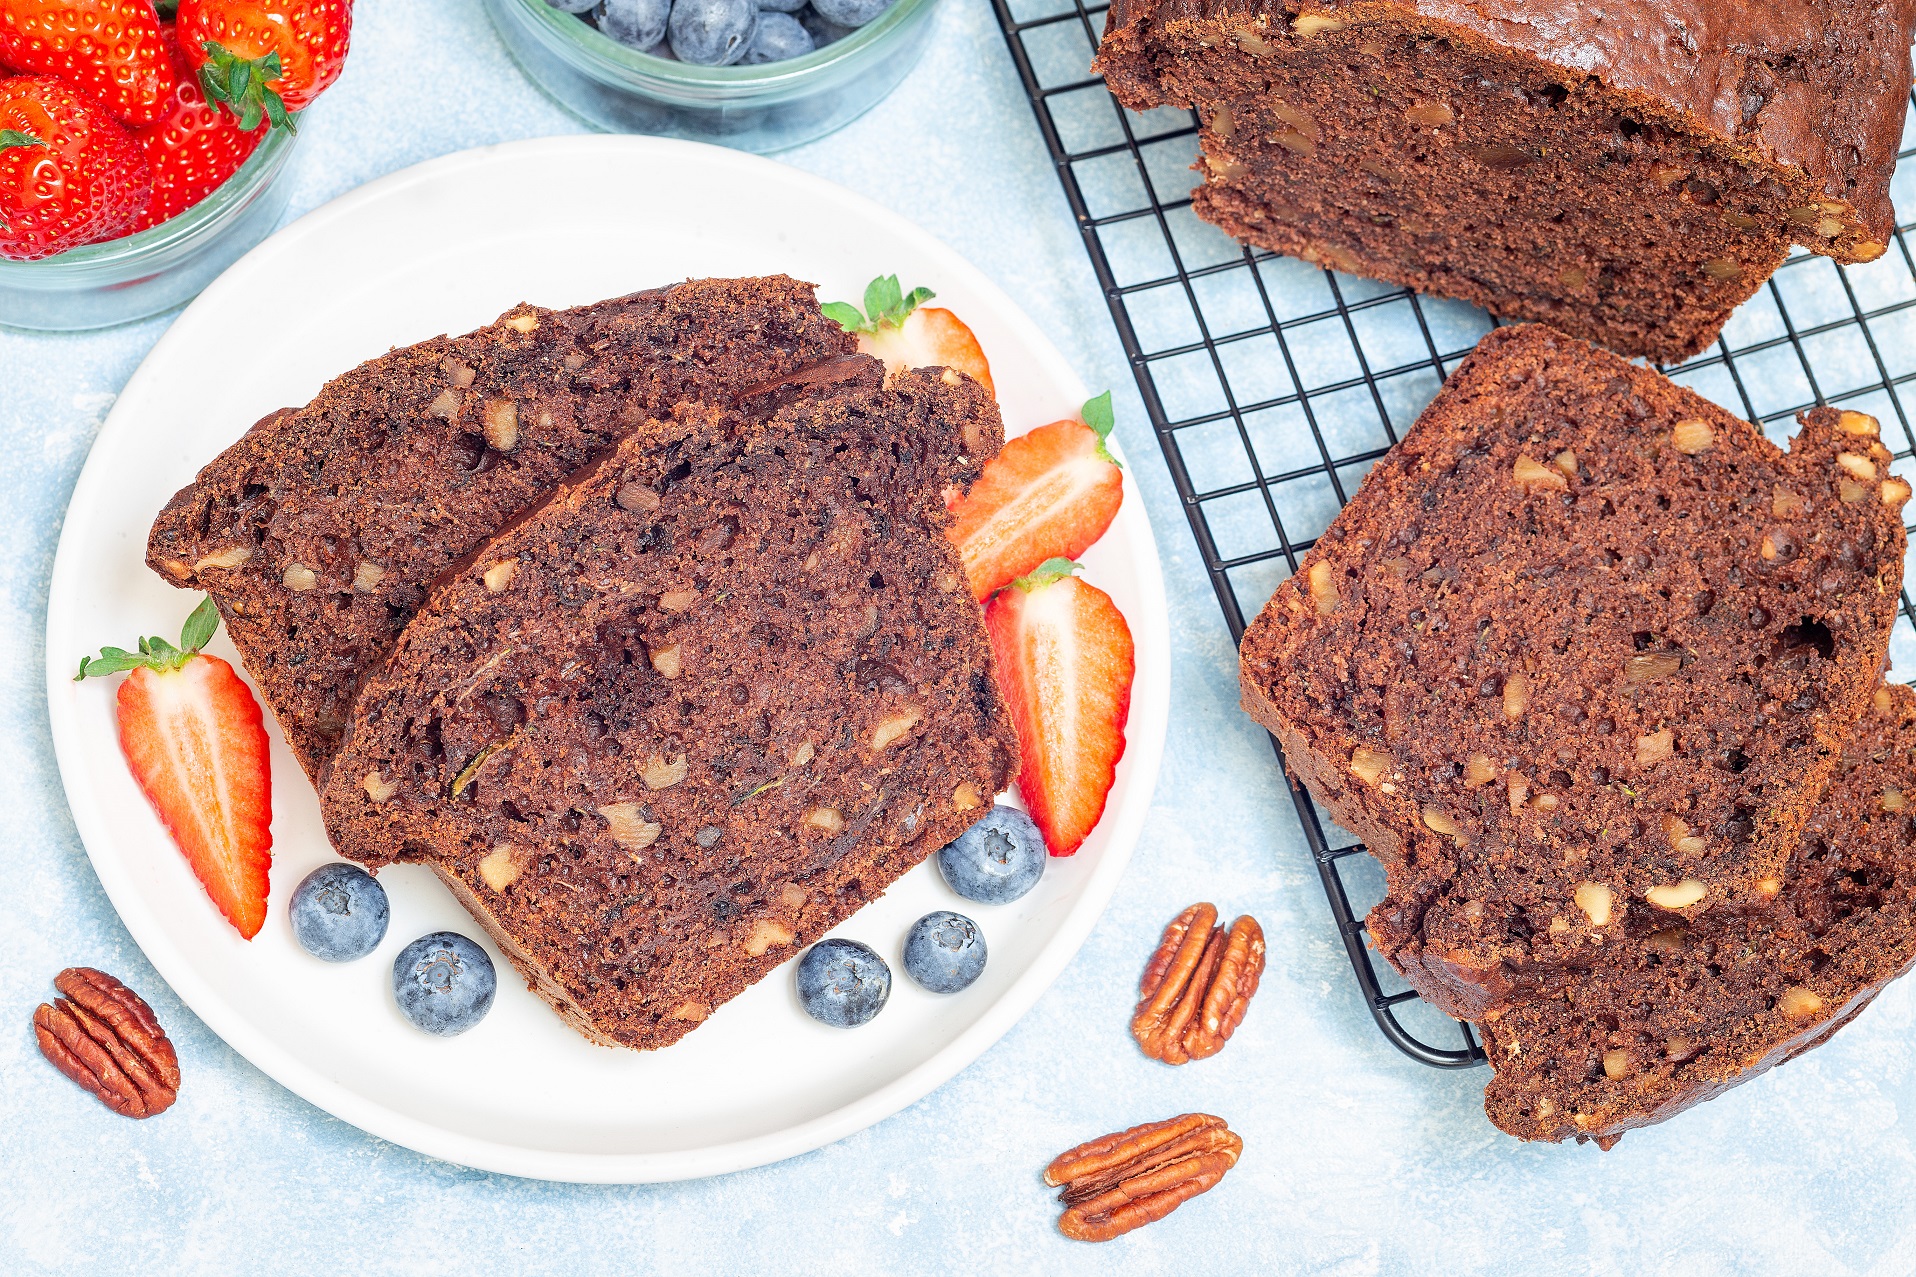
[990,0,1916,1067]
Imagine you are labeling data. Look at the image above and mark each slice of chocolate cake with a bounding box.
[317,360,1019,1050]
[1238,324,1909,1022]
[1480,683,1916,1148]
[145,276,855,780]
[1094,0,1915,363]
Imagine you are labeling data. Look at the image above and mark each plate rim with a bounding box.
[43,133,1171,1184]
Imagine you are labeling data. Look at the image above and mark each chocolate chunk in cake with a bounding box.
[1480,683,1916,1147]
[145,276,855,779]
[1094,1,1915,362]
[1238,324,1908,1022]
[319,360,1019,1050]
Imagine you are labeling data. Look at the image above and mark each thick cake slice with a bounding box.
[318,360,1019,1050]
[1480,684,1916,1148]
[146,276,855,779]
[1238,324,1908,1022]
[1094,0,1915,363]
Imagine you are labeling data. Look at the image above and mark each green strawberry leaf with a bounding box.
[178,595,222,654]
[76,596,223,680]
[1080,391,1120,467]
[823,276,936,334]
[76,647,151,679]
[886,286,934,327]
[819,300,867,334]
[1012,557,1083,592]
[198,42,296,135]
[864,274,903,324]
[0,128,43,152]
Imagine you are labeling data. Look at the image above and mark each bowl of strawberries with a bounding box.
[0,0,350,331]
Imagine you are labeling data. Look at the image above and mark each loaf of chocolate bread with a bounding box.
[319,359,1019,1050]
[146,277,855,779]
[1479,683,1916,1147]
[1095,0,1915,363]
[1238,324,1909,1022]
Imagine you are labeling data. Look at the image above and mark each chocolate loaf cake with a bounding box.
[1238,324,1909,1022]
[145,277,855,779]
[1480,683,1916,1148]
[318,360,1019,1050]
[1094,0,1915,363]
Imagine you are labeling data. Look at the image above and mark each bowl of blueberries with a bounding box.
[484,0,940,152]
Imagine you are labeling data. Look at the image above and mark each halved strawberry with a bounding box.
[947,392,1123,600]
[985,559,1134,856]
[823,274,995,397]
[79,597,272,939]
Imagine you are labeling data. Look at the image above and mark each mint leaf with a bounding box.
[1012,558,1082,592]
[0,128,43,151]
[178,595,221,654]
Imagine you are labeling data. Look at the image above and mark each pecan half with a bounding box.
[33,968,181,1119]
[1131,904,1265,1063]
[1045,1113,1243,1241]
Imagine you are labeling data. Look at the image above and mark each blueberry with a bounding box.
[597,0,671,49]
[289,862,389,962]
[809,0,890,27]
[740,11,814,61]
[797,3,856,42]
[902,911,987,993]
[669,0,757,65]
[547,0,598,12]
[795,938,890,1027]
[392,933,496,1037]
[757,0,807,13]
[936,805,1046,904]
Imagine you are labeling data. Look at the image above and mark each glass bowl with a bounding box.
[485,0,941,153]
[0,125,299,333]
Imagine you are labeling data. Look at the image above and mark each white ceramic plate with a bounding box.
[44,136,1169,1183]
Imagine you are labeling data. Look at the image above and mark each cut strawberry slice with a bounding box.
[948,392,1123,600]
[986,559,1134,856]
[823,274,995,397]
[80,598,272,939]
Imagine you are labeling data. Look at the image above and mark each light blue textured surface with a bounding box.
[5,3,1915,1273]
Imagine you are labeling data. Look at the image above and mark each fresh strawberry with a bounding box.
[947,392,1124,600]
[129,25,263,231]
[823,274,995,397]
[985,559,1134,856]
[0,0,177,126]
[0,75,150,259]
[79,597,272,940]
[177,0,350,131]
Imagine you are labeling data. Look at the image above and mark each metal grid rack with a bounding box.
[990,0,1916,1067]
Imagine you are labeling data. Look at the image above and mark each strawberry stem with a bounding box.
[196,41,295,134]
[77,597,223,679]
[1012,558,1082,593]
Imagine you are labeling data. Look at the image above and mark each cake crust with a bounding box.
[1095,0,1915,361]
[145,276,855,780]
[1238,324,1909,1021]
[319,361,1019,1050]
